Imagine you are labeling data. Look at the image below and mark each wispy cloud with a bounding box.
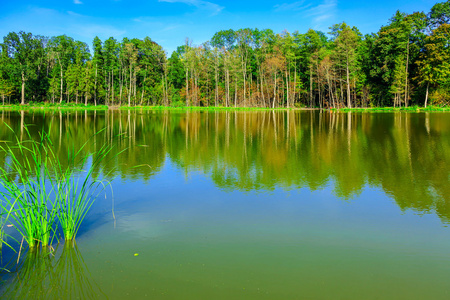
[0,6,126,45]
[274,1,310,12]
[71,24,127,40]
[67,10,84,17]
[308,0,337,26]
[158,0,224,15]
[73,0,83,4]
[274,0,337,28]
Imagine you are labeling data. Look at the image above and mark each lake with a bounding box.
[0,109,449,299]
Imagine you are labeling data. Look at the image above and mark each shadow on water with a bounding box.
[0,242,106,299]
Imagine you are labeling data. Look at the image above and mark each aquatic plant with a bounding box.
[0,127,59,248]
[56,139,113,241]
[0,195,20,251]
[0,124,114,249]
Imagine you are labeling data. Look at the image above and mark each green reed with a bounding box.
[56,138,113,241]
[0,125,114,249]
[0,126,58,248]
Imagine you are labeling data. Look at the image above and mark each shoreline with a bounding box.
[0,104,448,112]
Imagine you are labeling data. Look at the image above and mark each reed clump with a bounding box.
[0,125,113,250]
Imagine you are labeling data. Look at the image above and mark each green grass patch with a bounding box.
[333,105,450,112]
[0,102,301,112]
[0,125,115,250]
[119,105,293,111]
[0,103,108,111]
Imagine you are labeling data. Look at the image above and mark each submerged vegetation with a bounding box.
[1,2,450,109]
[0,125,114,251]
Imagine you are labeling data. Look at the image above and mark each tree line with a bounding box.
[0,1,449,108]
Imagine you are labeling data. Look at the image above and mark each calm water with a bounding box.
[0,109,450,299]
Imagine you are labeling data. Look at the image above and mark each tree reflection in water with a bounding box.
[0,109,449,222]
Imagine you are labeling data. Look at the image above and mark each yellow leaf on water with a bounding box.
[134,253,139,256]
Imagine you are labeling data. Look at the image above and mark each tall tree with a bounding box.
[2,32,45,104]
[330,23,360,108]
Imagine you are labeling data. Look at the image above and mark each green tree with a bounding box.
[429,0,450,29]
[48,35,76,103]
[417,24,450,106]
[2,32,46,104]
[330,23,360,108]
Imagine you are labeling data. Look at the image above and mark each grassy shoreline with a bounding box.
[332,106,450,112]
[0,103,448,112]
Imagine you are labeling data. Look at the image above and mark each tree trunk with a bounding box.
[243,62,246,106]
[404,38,410,107]
[112,70,114,106]
[273,72,277,109]
[346,57,351,108]
[128,65,132,106]
[94,65,98,106]
[21,71,25,105]
[119,69,123,106]
[234,78,237,107]
[293,66,297,108]
[186,68,189,106]
[425,83,429,108]
[60,69,63,104]
[286,70,289,108]
[226,68,230,107]
[309,66,313,108]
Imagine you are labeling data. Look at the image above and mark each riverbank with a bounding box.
[333,106,450,112]
[0,103,448,112]
[0,104,296,111]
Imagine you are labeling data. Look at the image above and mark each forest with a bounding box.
[0,1,449,108]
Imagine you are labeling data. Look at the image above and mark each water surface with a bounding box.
[1,110,450,299]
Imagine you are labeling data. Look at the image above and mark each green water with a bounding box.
[1,110,450,299]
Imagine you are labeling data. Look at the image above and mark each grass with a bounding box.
[2,102,448,112]
[56,140,113,241]
[333,105,450,112]
[0,102,296,111]
[119,105,294,111]
[0,124,114,250]
[0,103,108,111]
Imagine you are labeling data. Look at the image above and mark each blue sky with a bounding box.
[0,0,438,54]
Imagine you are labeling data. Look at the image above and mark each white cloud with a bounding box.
[74,0,83,4]
[158,0,224,15]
